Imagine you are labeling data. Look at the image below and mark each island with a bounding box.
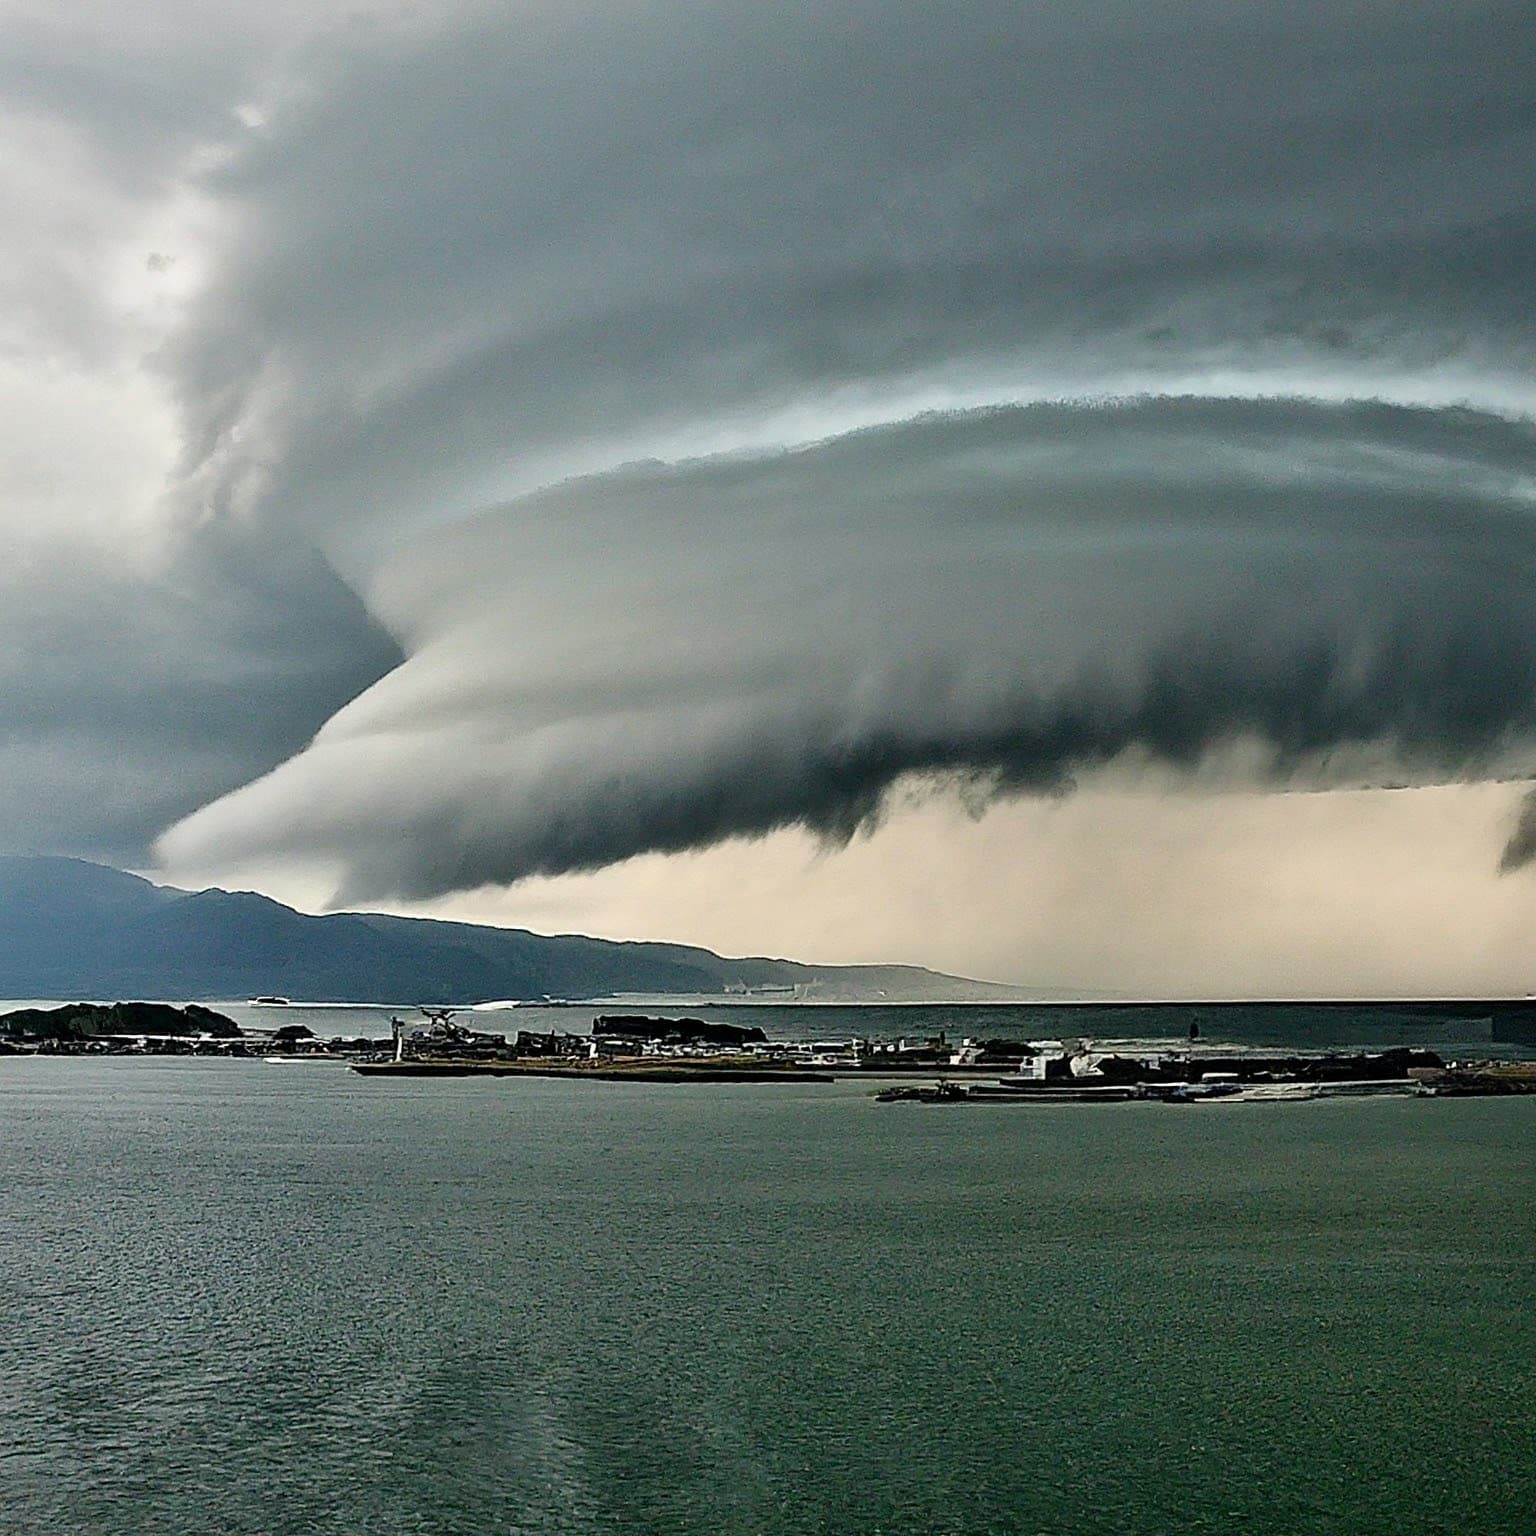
[0,1001,244,1053]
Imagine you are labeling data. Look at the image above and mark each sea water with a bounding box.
[2,1058,1533,1535]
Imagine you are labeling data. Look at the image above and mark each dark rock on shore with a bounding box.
[593,1014,768,1047]
[0,1001,241,1041]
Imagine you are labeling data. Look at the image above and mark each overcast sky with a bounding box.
[5,0,1536,994]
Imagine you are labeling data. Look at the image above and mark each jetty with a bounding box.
[351,1059,830,1083]
[872,1060,1536,1104]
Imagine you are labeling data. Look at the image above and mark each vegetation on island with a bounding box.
[0,1001,241,1043]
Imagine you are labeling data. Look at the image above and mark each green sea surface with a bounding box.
[2,1059,1533,1535]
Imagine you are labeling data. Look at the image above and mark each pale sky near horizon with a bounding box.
[6,1,1536,994]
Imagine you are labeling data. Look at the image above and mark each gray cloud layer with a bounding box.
[6,2,1536,898]
[160,398,1536,899]
[174,0,1536,561]
[0,527,402,861]
[0,2,411,863]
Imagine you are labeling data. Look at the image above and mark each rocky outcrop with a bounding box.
[0,1001,241,1041]
[592,1014,768,1047]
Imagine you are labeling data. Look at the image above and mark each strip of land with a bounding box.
[7,1002,1535,1101]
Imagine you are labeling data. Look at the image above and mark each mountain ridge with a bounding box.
[0,856,1021,1005]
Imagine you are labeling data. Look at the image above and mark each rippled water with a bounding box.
[2,1059,1533,1535]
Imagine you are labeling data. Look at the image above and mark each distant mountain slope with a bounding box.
[0,857,1019,1004]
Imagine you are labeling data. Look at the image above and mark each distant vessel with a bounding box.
[251,996,291,1007]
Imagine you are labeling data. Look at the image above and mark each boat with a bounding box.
[873,1080,971,1103]
[250,996,291,1007]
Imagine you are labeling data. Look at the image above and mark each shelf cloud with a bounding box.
[0,526,401,863]
[5,1,1536,928]
[160,397,1536,899]
[169,0,1536,567]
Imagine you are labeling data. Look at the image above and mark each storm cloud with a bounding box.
[5,2,1536,921]
[0,0,409,864]
[159,397,1536,900]
[172,0,1536,567]
[0,525,401,862]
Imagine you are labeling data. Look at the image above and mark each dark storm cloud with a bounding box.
[0,2,414,866]
[159,398,1536,899]
[10,2,1536,893]
[171,0,1536,561]
[0,527,402,862]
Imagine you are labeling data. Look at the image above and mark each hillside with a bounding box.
[0,857,1018,1005]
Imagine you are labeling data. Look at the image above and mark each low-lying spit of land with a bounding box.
[347,1020,1536,1102]
[872,1062,1536,1104]
[8,1004,1536,1102]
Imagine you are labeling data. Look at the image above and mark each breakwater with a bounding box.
[352,1060,829,1082]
